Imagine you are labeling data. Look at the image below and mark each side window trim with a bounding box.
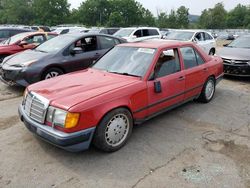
[154,48,181,78]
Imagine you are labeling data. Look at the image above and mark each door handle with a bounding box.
[203,68,208,72]
[178,76,185,81]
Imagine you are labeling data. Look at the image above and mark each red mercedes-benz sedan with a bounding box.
[18,40,224,152]
[0,32,57,62]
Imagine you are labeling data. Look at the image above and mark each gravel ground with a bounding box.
[0,77,249,188]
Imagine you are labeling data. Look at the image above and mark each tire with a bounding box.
[208,49,215,55]
[197,77,215,103]
[42,68,64,80]
[93,108,133,152]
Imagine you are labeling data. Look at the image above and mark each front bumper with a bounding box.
[18,105,96,152]
[223,63,250,77]
[0,67,30,86]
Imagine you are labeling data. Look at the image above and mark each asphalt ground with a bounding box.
[0,76,249,188]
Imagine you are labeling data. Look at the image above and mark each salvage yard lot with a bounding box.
[0,77,249,188]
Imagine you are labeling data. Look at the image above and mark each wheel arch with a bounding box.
[40,65,66,80]
[96,105,134,127]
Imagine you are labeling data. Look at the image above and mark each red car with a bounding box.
[18,40,223,152]
[0,32,57,62]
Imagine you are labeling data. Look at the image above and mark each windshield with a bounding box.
[114,29,134,37]
[227,36,250,48]
[2,32,30,45]
[92,46,156,77]
[35,35,74,53]
[165,31,194,41]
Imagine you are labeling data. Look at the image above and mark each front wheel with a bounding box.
[93,108,133,152]
[42,68,64,80]
[197,77,215,103]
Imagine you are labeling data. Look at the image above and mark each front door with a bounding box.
[63,36,101,72]
[147,48,185,116]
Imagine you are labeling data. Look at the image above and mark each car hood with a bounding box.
[28,69,140,110]
[3,49,52,66]
[217,47,250,61]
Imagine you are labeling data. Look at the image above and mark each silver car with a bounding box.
[217,35,250,77]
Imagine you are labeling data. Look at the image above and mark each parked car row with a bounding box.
[0,24,248,153]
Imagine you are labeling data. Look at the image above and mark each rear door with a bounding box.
[147,48,185,116]
[180,46,209,100]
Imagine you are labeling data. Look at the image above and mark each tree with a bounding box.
[32,0,70,25]
[157,12,168,28]
[168,9,178,28]
[107,11,125,27]
[176,6,189,28]
[0,0,34,25]
[198,3,227,29]
[227,4,248,28]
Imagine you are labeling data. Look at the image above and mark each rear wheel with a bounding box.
[42,68,64,80]
[197,77,215,103]
[93,108,133,152]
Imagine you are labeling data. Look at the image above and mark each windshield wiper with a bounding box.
[108,71,141,77]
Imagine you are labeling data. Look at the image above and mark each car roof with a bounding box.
[0,27,32,31]
[172,29,211,33]
[118,39,193,49]
[119,27,159,30]
[63,32,124,40]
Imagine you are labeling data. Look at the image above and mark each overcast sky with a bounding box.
[68,0,250,15]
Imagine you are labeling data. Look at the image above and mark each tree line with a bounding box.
[0,0,249,29]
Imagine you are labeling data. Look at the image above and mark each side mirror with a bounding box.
[19,41,28,46]
[70,47,83,55]
[154,80,162,93]
[223,44,228,47]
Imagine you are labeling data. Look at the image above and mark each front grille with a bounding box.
[23,92,49,124]
[222,58,249,66]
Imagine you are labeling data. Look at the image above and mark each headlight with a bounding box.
[20,60,37,67]
[46,106,80,129]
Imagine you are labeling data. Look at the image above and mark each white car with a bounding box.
[164,30,216,55]
[114,27,161,42]
[53,27,89,35]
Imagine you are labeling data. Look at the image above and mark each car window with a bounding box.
[142,29,149,36]
[134,30,142,38]
[60,29,69,34]
[0,30,10,38]
[24,35,45,44]
[74,36,97,52]
[99,36,116,49]
[180,47,199,69]
[148,29,159,36]
[9,30,22,36]
[93,46,156,77]
[46,34,57,40]
[155,49,181,78]
[194,32,204,41]
[195,50,205,65]
[204,32,213,40]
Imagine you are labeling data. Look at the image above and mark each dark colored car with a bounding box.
[0,33,125,86]
[0,27,32,42]
[217,35,250,76]
[0,32,58,62]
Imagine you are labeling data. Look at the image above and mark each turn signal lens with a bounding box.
[65,113,80,129]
